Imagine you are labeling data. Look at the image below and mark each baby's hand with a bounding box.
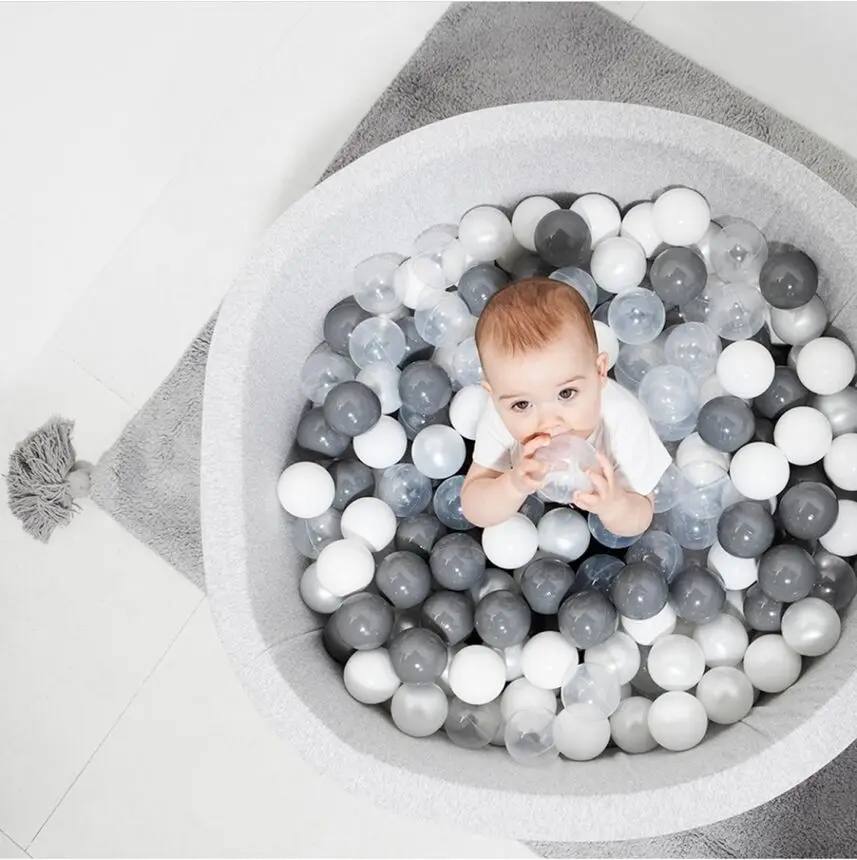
[572,451,623,516]
[509,434,552,495]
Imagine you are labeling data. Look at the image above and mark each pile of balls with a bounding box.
[276,187,857,765]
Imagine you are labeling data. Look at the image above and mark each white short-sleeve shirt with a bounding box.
[472,379,672,497]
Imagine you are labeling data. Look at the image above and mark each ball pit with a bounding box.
[201,103,857,842]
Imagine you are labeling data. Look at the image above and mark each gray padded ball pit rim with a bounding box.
[200,101,857,843]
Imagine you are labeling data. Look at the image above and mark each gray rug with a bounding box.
[90,2,857,854]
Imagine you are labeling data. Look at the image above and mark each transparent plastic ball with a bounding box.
[638,364,700,425]
[560,662,622,716]
[613,340,666,394]
[394,254,448,309]
[707,283,767,341]
[665,322,722,379]
[433,475,472,531]
[651,463,690,513]
[667,503,720,551]
[588,512,640,549]
[414,291,474,348]
[710,218,769,284]
[607,287,666,345]
[625,529,684,582]
[376,463,433,518]
[679,461,735,519]
[300,348,357,404]
[549,266,599,311]
[574,554,626,595]
[503,707,559,767]
[348,317,407,368]
[533,432,600,502]
[353,252,406,314]
[451,336,484,387]
[413,223,457,257]
[292,507,342,559]
[444,698,503,750]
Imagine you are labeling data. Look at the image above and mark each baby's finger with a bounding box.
[522,434,552,457]
[573,491,599,510]
[587,470,611,498]
[595,451,615,488]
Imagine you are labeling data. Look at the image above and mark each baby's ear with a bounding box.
[480,380,493,395]
[596,352,610,382]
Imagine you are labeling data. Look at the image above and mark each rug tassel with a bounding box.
[4,417,93,543]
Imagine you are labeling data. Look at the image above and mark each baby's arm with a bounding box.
[461,435,551,528]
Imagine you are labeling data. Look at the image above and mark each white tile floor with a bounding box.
[3,2,857,856]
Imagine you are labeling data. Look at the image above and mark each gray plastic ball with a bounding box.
[375,551,432,609]
[322,614,355,665]
[323,298,371,356]
[333,592,394,651]
[292,508,342,559]
[508,252,552,279]
[758,544,818,603]
[753,417,775,444]
[445,698,503,750]
[322,380,382,436]
[753,367,811,421]
[558,589,618,649]
[329,459,375,510]
[759,250,819,310]
[519,495,546,524]
[398,403,451,440]
[812,550,857,611]
[376,463,433,518]
[388,627,448,683]
[650,247,708,306]
[433,475,473,531]
[399,360,453,416]
[474,590,532,647]
[458,264,509,315]
[390,607,422,638]
[430,532,487,591]
[296,407,351,457]
[697,395,756,453]
[768,294,828,346]
[610,562,669,620]
[397,316,433,365]
[717,501,776,558]
[520,558,575,614]
[669,563,726,623]
[395,514,448,558]
[743,583,784,632]
[811,387,857,437]
[533,209,592,268]
[778,481,840,541]
[421,590,475,645]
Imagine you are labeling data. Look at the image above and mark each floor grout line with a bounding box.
[24,594,207,853]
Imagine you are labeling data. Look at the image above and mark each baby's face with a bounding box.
[481,329,608,443]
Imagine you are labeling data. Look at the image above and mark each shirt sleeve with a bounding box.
[472,400,515,472]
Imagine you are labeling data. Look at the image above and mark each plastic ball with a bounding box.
[710,218,768,284]
[375,464,431,518]
[651,463,689,513]
[277,461,335,519]
[458,205,514,262]
[533,433,599,502]
[696,395,755,454]
[414,291,473,348]
[693,614,749,667]
[647,634,706,692]
[341,497,396,552]
[609,696,658,753]
[352,252,406,314]
[333,592,394,650]
[729,442,790,500]
[322,380,382,437]
[610,562,668,621]
[440,240,479,285]
[781,596,842,657]
[504,707,559,766]
[343,648,401,705]
[824,433,857,490]
[537,508,590,561]
[553,703,611,761]
[695,666,754,725]
[570,193,621,246]
[328,461,374,512]
[590,236,647,293]
[652,188,711,246]
[296,407,350,457]
[664,322,721,379]
[521,631,579,690]
[772,406,833,466]
[676,432,731,472]
[614,339,666,394]
[716,500,775,559]
[457,264,508,316]
[818,499,857,556]
[647,690,708,751]
[607,287,666,344]
[812,550,857,611]
[584,631,641,685]
[399,360,453,416]
[410,425,465,481]
[625,530,684,582]
[778,481,839,540]
[707,283,767,341]
[812,387,857,437]
[769,295,829,346]
[560,661,622,717]
[650,247,707,306]
[558,589,619,649]
[449,385,489,440]
[638,364,699,425]
[292,507,342,559]
[715,340,775,400]
[549,266,599,311]
[691,222,722,273]
[430,532,486,591]
[471,567,520,602]
[759,249,818,309]
[299,563,343,614]
[348,316,407,368]
[357,362,402,414]
[533,209,592,268]
[413,223,456,257]
[433,475,472,531]
[594,320,620,369]
[707,540,759,590]
[421,591,474,645]
[758,544,817,602]
[742,634,802,693]
[588,512,642,549]
[482,513,539,570]
[391,683,449,737]
[394,254,447,309]
[300,348,357,404]
[474,590,532,648]
[323,300,371,356]
[398,403,450,440]
[574,555,626,595]
[449,645,507,705]
[621,602,677,646]
[512,196,561,251]
[620,201,662,257]
[796,337,856,395]
[500,677,558,721]
[670,564,726,624]
[743,584,784,633]
[375,551,432,609]
[754,366,811,421]
[444,698,503,750]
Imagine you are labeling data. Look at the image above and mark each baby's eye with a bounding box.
[558,388,577,401]
[511,400,530,413]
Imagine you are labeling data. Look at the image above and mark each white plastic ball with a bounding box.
[449,385,489,441]
[823,433,857,490]
[594,320,619,369]
[818,499,857,556]
[344,648,401,704]
[340,497,396,552]
[742,634,802,693]
[652,188,711,246]
[411,425,467,480]
[584,631,641,685]
[796,337,856,396]
[692,613,749,667]
[458,205,514,262]
[277,462,335,519]
[500,677,558,722]
[521,631,579,690]
[448,645,507,706]
[729,442,790,500]
[512,196,560,251]
[357,362,402,414]
[621,602,677,646]
[353,415,407,469]
[647,635,706,691]
[781,597,842,657]
[482,513,539,570]
[570,193,621,246]
[590,236,647,293]
[676,432,731,472]
[553,704,611,761]
[620,201,663,257]
[706,541,758,591]
[716,340,775,399]
[315,538,375,597]
[537,508,590,562]
[647,690,709,751]
[695,666,754,725]
[773,406,833,466]
[609,696,658,753]
[299,563,343,614]
[391,683,449,737]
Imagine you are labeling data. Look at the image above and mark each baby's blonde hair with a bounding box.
[474,277,598,357]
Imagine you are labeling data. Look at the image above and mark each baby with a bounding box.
[460,277,671,536]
